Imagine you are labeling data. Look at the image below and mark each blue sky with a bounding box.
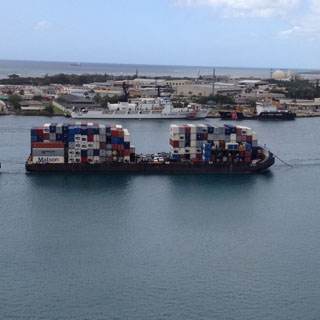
[0,0,319,69]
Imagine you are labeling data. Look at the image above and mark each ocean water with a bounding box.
[0,59,310,80]
[1,116,320,319]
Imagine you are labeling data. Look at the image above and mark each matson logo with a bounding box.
[33,156,64,164]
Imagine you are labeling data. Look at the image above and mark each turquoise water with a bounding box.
[1,116,320,319]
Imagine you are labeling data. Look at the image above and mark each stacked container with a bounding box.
[30,122,132,164]
[170,124,259,164]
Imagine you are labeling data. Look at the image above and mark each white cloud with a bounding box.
[34,20,52,30]
[173,0,300,18]
[174,0,320,40]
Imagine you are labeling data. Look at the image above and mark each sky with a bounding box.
[0,0,319,69]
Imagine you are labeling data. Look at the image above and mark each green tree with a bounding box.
[8,94,22,109]
[94,93,102,103]
[45,104,54,113]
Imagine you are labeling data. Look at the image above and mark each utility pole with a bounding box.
[212,68,215,96]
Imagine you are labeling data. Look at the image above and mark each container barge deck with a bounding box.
[25,154,274,173]
[25,122,275,174]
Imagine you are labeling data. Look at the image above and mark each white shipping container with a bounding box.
[124,133,130,142]
[190,153,196,159]
[169,146,179,154]
[93,142,100,149]
[230,134,237,142]
[94,135,99,142]
[75,134,81,141]
[87,142,94,149]
[32,156,64,164]
[190,140,196,147]
[81,135,88,142]
[187,124,197,134]
[43,123,50,133]
[124,156,130,163]
[93,156,100,163]
[190,147,197,154]
[99,125,106,134]
[198,124,208,133]
[170,124,179,134]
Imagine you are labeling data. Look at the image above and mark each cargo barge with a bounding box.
[25,122,275,174]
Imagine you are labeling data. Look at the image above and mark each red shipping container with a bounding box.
[202,133,208,140]
[111,129,118,137]
[31,142,64,148]
[81,157,87,164]
[37,126,44,136]
[117,130,124,138]
[43,133,50,140]
[93,122,99,126]
[245,157,251,163]
[241,135,247,142]
[196,153,202,160]
[87,135,94,142]
[184,125,191,134]
[100,142,106,149]
[111,143,118,150]
[117,144,124,151]
[179,154,185,159]
[69,122,75,126]
[228,157,233,163]
[124,150,130,156]
[106,157,112,163]
[219,140,225,149]
[239,151,245,157]
[236,128,242,135]
[245,151,252,157]
[118,150,124,157]
[246,135,252,142]
[170,139,179,148]
[81,122,87,126]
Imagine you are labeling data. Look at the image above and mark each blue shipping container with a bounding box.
[81,150,87,157]
[68,135,75,142]
[207,125,214,134]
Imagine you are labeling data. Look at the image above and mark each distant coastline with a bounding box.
[0,59,311,80]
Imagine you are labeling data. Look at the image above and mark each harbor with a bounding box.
[1,67,320,120]
[1,114,320,319]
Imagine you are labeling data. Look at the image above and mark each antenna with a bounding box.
[212,68,215,95]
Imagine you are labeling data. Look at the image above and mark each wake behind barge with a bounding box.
[25,122,275,174]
